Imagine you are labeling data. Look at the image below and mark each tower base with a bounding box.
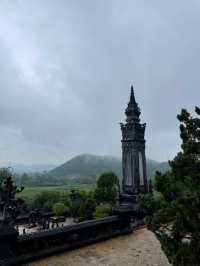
[113,193,139,216]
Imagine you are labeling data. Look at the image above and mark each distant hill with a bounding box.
[48,154,169,181]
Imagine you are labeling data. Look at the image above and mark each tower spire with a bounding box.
[130,85,136,103]
[125,85,141,122]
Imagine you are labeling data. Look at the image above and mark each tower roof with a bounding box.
[130,85,136,104]
[125,85,141,122]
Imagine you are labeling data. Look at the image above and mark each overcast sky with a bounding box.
[0,0,199,165]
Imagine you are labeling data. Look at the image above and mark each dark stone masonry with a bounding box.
[121,86,148,195]
[114,86,149,215]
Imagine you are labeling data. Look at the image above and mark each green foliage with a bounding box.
[140,106,200,265]
[32,191,66,211]
[18,185,93,207]
[154,171,183,202]
[93,203,112,219]
[0,167,14,184]
[78,198,96,221]
[52,202,68,216]
[68,189,88,218]
[94,172,119,203]
[68,186,113,221]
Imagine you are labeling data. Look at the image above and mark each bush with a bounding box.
[32,191,63,211]
[52,202,68,216]
[93,203,112,219]
[78,198,96,221]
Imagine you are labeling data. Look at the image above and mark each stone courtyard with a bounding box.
[27,228,171,266]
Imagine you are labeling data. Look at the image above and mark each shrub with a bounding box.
[78,198,96,220]
[52,202,68,217]
[32,191,62,211]
[93,203,112,219]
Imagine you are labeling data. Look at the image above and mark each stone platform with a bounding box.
[26,228,171,266]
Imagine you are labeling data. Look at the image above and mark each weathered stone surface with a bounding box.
[26,228,171,266]
[121,86,148,195]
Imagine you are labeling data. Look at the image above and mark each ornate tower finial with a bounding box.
[125,85,141,123]
[130,85,136,103]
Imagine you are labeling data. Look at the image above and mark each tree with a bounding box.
[139,107,200,265]
[78,198,96,221]
[20,173,30,186]
[53,202,68,217]
[68,189,88,218]
[33,191,62,211]
[0,168,13,184]
[94,172,119,203]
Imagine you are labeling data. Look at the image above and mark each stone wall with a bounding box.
[0,215,132,266]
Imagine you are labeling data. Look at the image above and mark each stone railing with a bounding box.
[0,215,132,266]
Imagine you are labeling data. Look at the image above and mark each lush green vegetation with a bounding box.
[93,203,112,219]
[13,172,97,187]
[94,172,119,203]
[18,185,94,206]
[78,197,96,221]
[0,168,14,184]
[10,171,119,222]
[53,202,69,217]
[139,106,200,266]
[69,172,119,221]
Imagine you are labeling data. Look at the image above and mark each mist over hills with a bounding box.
[8,154,170,179]
[7,154,170,187]
[8,164,57,174]
[48,154,169,180]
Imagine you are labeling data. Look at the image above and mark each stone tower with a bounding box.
[120,86,148,195]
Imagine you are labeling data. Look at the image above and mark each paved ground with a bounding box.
[26,228,171,266]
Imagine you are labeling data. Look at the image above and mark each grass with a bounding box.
[18,184,95,205]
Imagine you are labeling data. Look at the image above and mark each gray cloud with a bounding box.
[0,0,199,165]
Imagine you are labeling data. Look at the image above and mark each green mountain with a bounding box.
[48,154,169,181]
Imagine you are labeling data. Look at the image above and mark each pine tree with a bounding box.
[139,107,200,266]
